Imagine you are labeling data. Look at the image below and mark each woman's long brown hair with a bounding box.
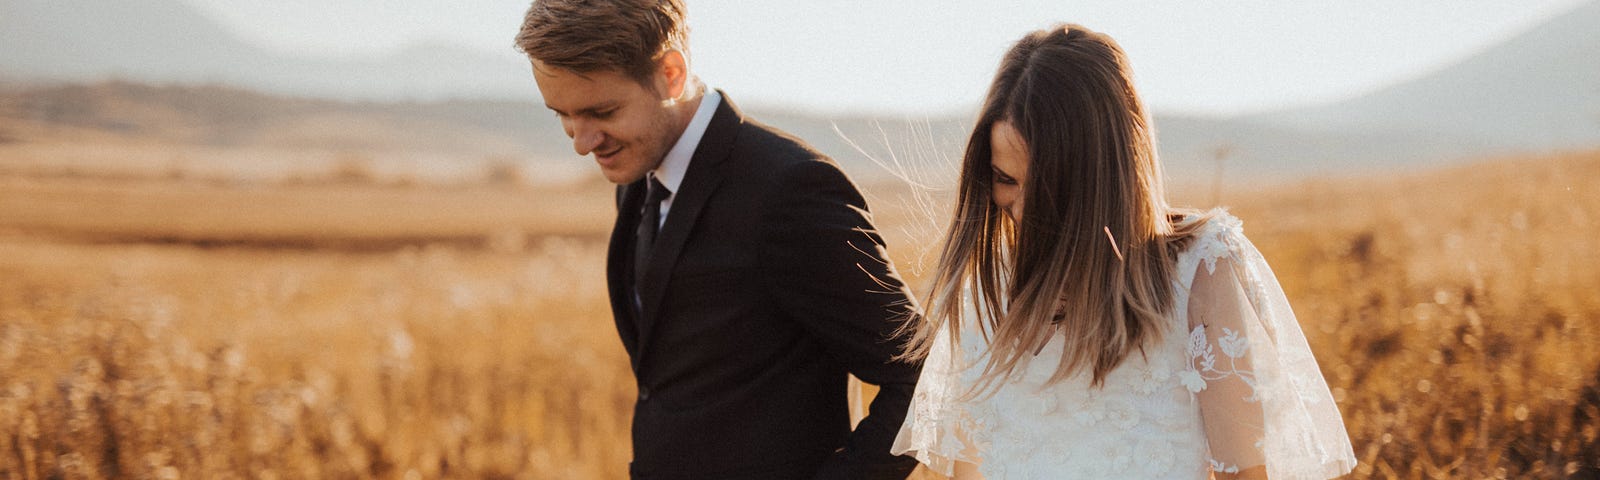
[899,24,1208,394]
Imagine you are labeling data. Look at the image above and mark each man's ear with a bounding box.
[654,49,689,100]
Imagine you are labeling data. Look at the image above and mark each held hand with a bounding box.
[1212,465,1268,480]
[952,460,986,480]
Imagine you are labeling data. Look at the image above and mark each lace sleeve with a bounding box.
[891,313,985,476]
[1180,214,1357,479]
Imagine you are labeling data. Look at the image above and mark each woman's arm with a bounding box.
[1188,254,1270,476]
[1182,214,1357,480]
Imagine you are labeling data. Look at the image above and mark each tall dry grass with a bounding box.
[1223,152,1600,478]
[0,236,633,479]
[1,150,1597,479]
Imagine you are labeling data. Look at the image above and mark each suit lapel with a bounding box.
[635,93,744,358]
[606,179,646,365]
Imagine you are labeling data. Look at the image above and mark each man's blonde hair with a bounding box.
[514,0,690,84]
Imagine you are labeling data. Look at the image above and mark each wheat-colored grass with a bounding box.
[1,149,1597,479]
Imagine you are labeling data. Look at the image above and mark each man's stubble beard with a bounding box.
[640,103,685,175]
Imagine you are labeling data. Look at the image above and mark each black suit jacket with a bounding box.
[606,92,922,480]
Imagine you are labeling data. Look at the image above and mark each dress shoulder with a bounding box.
[1173,208,1248,293]
[1174,208,1359,480]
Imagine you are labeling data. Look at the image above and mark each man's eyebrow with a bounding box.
[546,101,620,117]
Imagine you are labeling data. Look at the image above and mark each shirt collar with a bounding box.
[652,85,721,195]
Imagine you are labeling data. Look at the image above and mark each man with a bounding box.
[514,1,922,479]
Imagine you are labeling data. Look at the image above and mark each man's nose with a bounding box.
[571,122,605,156]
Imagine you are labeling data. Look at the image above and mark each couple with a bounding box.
[515,1,1357,479]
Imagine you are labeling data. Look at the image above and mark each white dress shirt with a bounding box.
[649,85,721,229]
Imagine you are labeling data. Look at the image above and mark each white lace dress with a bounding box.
[892,211,1357,479]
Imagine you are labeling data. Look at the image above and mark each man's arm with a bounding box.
[759,159,922,480]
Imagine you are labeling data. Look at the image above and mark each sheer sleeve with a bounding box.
[892,306,987,476]
[1179,214,1357,479]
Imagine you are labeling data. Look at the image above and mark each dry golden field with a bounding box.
[1,141,1598,480]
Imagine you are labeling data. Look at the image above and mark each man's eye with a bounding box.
[593,109,617,119]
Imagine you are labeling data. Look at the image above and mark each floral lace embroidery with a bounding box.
[893,209,1357,479]
[1185,326,1259,400]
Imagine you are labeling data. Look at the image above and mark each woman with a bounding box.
[890,25,1356,479]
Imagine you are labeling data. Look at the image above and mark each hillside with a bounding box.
[4,0,1598,181]
[0,0,533,102]
[0,82,562,157]
[1247,0,1600,148]
[0,82,965,185]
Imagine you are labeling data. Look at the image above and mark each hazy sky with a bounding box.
[183,0,1588,116]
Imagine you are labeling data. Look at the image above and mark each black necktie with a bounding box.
[634,175,671,290]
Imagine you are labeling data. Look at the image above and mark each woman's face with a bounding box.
[989,120,1029,222]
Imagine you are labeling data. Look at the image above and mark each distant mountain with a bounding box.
[0,80,951,169]
[1247,0,1600,149]
[1151,115,1501,183]
[2,0,1596,184]
[0,0,259,81]
[0,0,535,102]
[1144,0,1600,182]
[769,0,1600,182]
[0,82,566,157]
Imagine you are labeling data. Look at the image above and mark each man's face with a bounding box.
[533,61,678,185]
